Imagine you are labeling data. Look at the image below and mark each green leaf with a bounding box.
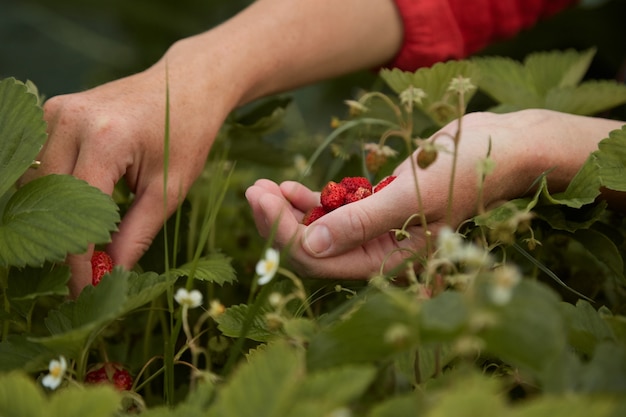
[479,280,567,377]
[35,273,129,357]
[425,371,507,417]
[420,291,469,339]
[7,264,70,300]
[577,342,626,393]
[307,289,420,370]
[474,49,626,115]
[169,252,236,285]
[209,341,304,417]
[570,228,624,280]
[380,60,479,125]
[545,81,626,115]
[123,270,175,314]
[48,384,121,417]
[524,48,596,94]
[0,335,54,372]
[285,365,377,417]
[367,393,421,417]
[560,300,616,356]
[0,371,46,417]
[0,78,47,197]
[596,125,626,191]
[0,174,119,268]
[509,395,617,417]
[473,56,541,109]
[0,371,122,417]
[216,303,277,342]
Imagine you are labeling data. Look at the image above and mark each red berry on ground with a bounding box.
[302,205,328,225]
[374,175,397,193]
[91,251,114,286]
[320,181,347,211]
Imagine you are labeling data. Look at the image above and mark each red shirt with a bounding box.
[390,0,579,70]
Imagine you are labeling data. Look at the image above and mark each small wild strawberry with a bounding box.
[85,362,133,391]
[339,176,372,194]
[365,151,387,174]
[374,175,397,193]
[320,181,347,211]
[344,186,373,204]
[84,366,108,384]
[112,369,134,391]
[91,251,114,286]
[302,206,327,225]
[416,147,438,169]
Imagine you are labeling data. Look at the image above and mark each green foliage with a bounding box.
[2,46,626,417]
[0,371,121,417]
[0,78,119,268]
[474,49,626,114]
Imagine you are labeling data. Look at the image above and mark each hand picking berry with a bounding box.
[91,250,114,286]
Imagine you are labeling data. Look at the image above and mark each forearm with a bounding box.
[159,0,403,107]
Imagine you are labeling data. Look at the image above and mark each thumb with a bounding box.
[302,180,414,257]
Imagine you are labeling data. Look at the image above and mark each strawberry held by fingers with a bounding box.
[91,250,114,286]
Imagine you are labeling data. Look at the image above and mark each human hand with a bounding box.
[246,109,613,279]
[24,46,238,296]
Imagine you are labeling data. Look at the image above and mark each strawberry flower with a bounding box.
[174,288,203,309]
[41,356,67,390]
[489,265,522,305]
[256,248,280,285]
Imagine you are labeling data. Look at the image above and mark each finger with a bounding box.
[279,181,319,211]
[246,180,296,238]
[107,179,173,269]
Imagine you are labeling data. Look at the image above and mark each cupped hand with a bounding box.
[246,109,598,280]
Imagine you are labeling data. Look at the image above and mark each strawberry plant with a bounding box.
[1,47,626,417]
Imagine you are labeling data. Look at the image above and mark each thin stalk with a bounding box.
[161,64,176,406]
[1,267,9,341]
[445,91,465,226]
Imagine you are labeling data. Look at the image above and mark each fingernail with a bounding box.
[304,224,332,255]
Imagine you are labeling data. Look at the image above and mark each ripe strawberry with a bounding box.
[85,362,133,391]
[320,181,347,211]
[302,206,327,225]
[344,186,373,204]
[91,251,114,286]
[112,369,134,391]
[339,177,372,194]
[84,366,108,384]
[374,175,397,193]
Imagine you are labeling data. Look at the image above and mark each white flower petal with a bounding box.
[256,248,280,285]
[41,356,67,390]
[174,287,203,308]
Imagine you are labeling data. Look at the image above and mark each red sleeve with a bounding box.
[388,0,579,71]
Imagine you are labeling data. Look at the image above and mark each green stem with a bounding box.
[445,91,465,226]
[1,267,10,341]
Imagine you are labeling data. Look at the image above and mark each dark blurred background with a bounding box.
[1,0,625,130]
